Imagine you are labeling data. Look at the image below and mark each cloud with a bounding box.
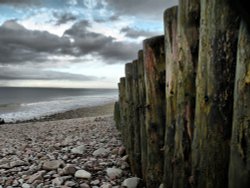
[64,21,140,62]
[0,0,41,7]
[0,66,100,81]
[0,20,70,64]
[53,12,77,25]
[121,27,160,38]
[106,0,178,20]
[0,20,140,65]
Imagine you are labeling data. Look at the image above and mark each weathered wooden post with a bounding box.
[114,101,121,130]
[131,59,142,177]
[191,0,240,187]
[119,77,126,138]
[143,35,166,187]
[137,50,147,180]
[167,0,200,187]
[125,62,136,174]
[229,21,250,188]
[163,6,178,188]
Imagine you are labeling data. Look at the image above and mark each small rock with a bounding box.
[122,177,140,188]
[42,160,64,170]
[27,171,45,184]
[10,160,28,168]
[80,183,90,188]
[22,184,30,188]
[91,179,100,185]
[118,146,126,156]
[61,164,77,175]
[52,177,64,186]
[64,181,76,187]
[93,148,109,156]
[106,168,122,179]
[75,170,91,179]
[100,183,112,188]
[71,145,85,155]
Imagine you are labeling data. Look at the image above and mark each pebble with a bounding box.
[42,160,64,170]
[74,170,91,179]
[71,145,86,155]
[21,184,30,188]
[122,177,140,188]
[93,148,109,156]
[106,168,123,179]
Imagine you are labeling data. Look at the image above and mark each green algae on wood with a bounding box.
[143,35,166,187]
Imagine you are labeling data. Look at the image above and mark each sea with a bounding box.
[0,87,118,123]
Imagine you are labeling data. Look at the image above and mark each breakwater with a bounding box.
[114,0,250,187]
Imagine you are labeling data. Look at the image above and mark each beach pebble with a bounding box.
[61,164,77,175]
[100,183,112,188]
[93,148,109,156]
[106,168,122,179]
[27,171,45,184]
[91,179,100,185]
[52,177,64,186]
[42,160,64,170]
[74,170,91,179]
[80,183,90,188]
[64,180,77,187]
[10,160,28,168]
[71,145,86,155]
[21,183,30,188]
[122,177,140,188]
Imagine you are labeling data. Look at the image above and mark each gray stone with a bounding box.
[42,160,64,170]
[93,148,109,156]
[22,184,30,188]
[106,168,122,179]
[80,183,90,188]
[52,177,64,186]
[75,170,91,179]
[64,181,76,187]
[91,179,100,185]
[122,177,140,188]
[27,171,46,184]
[71,145,85,155]
[10,160,28,168]
[61,164,77,175]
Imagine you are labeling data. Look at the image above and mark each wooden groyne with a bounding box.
[114,0,250,187]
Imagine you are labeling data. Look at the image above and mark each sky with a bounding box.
[0,0,178,88]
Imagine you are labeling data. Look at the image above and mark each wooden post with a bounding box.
[114,101,121,130]
[125,62,136,174]
[132,59,142,177]
[229,21,250,188]
[169,0,200,187]
[119,77,126,142]
[192,0,240,187]
[138,50,147,180]
[143,35,166,187]
[163,6,178,188]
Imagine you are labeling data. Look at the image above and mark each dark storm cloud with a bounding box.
[0,66,100,81]
[121,27,160,39]
[0,0,41,6]
[0,20,71,64]
[106,0,178,19]
[0,20,140,64]
[53,12,77,25]
[64,21,140,62]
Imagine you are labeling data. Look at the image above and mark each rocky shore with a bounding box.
[0,104,140,188]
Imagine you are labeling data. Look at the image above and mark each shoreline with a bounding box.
[9,102,115,124]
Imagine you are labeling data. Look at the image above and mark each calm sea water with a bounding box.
[0,87,118,123]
